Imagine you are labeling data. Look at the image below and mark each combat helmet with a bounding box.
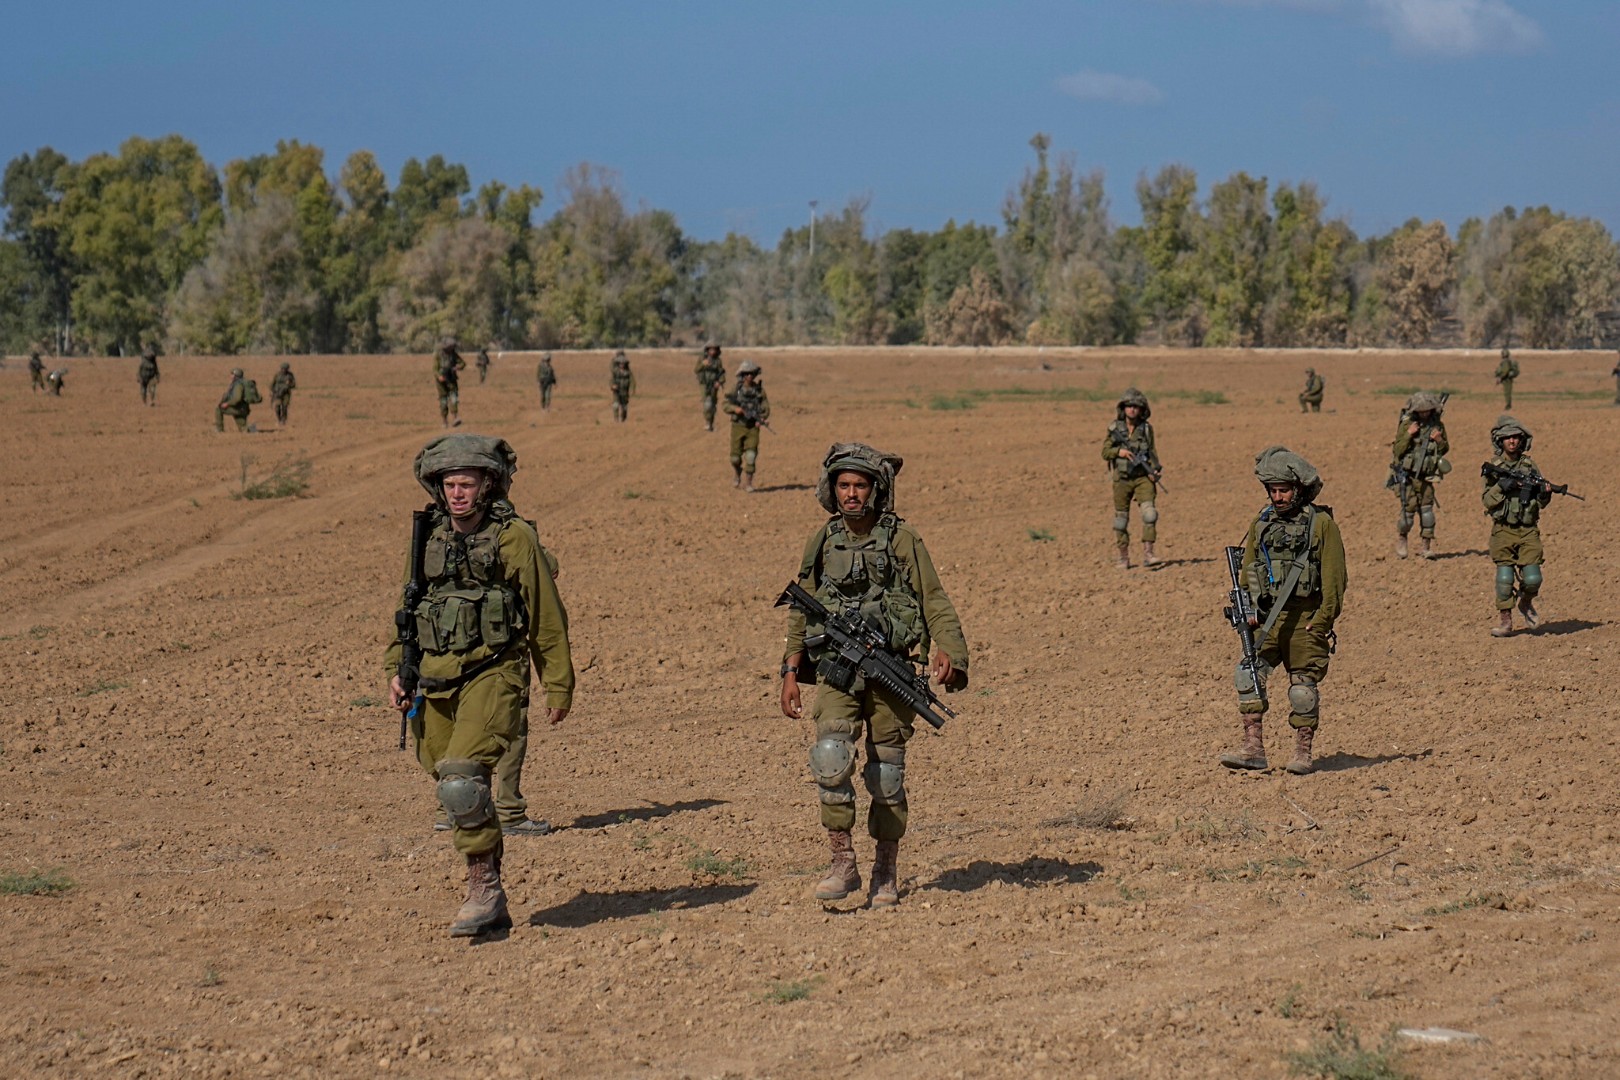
[737,360,762,377]
[1115,387,1151,421]
[1254,445,1323,506]
[1490,414,1532,453]
[279,362,291,372]
[1500,345,1511,358]
[1405,390,1444,415]
[705,344,722,357]
[230,367,244,377]
[414,433,519,508]
[816,442,903,517]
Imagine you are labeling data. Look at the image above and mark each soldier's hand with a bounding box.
[1407,422,1420,436]
[780,677,803,720]
[388,675,407,711]
[1116,448,1132,459]
[1246,615,1260,628]
[929,650,960,688]
[546,707,569,725]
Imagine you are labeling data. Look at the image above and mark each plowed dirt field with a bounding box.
[3,346,1618,1079]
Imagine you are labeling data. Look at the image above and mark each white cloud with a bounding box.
[1055,70,1165,106]
[1367,0,1543,56]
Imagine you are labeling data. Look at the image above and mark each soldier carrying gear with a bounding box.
[695,344,727,431]
[1102,388,1163,568]
[46,366,67,396]
[1219,446,1347,776]
[138,344,161,406]
[1389,391,1451,559]
[725,361,770,491]
[536,351,557,411]
[1482,414,1554,637]
[1298,368,1325,413]
[28,349,46,393]
[609,351,635,422]
[781,442,969,908]
[270,362,297,427]
[476,345,492,383]
[386,433,575,937]
[215,368,259,432]
[434,338,466,428]
[1494,345,1520,408]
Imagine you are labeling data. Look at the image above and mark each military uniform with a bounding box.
[536,354,556,410]
[215,368,256,432]
[28,352,45,393]
[435,339,466,427]
[609,351,635,422]
[385,435,575,936]
[1610,355,1619,406]
[1298,369,1325,413]
[1495,348,1519,408]
[725,361,770,490]
[1482,415,1554,637]
[138,347,161,406]
[695,346,726,431]
[46,368,66,396]
[781,444,968,907]
[270,363,297,427]
[1101,388,1163,568]
[1221,447,1347,776]
[1388,391,1450,559]
[476,348,491,384]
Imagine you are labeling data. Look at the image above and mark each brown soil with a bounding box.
[2,347,1618,1078]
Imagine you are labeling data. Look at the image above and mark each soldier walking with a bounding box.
[609,351,635,422]
[536,352,556,410]
[435,337,466,428]
[1495,346,1519,408]
[215,368,258,431]
[1482,416,1555,637]
[695,345,726,431]
[1610,353,1619,406]
[1103,388,1164,568]
[1298,368,1325,413]
[28,349,45,393]
[1388,391,1450,559]
[387,435,575,936]
[1220,447,1347,776]
[138,345,161,406]
[779,443,969,908]
[724,361,770,490]
[476,346,492,384]
[270,362,297,427]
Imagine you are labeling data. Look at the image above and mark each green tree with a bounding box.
[170,195,319,353]
[1376,219,1454,347]
[1134,164,1203,344]
[382,217,516,350]
[2,147,77,351]
[1198,172,1271,347]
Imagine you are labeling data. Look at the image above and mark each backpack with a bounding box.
[243,379,262,404]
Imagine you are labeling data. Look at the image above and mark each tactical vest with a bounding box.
[1107,420,1154,479]
[1488,455,1542,527]
[1398,420,1447,479]
[412,506,527,657]
[538,363,556,386]
[807,514,926,656]
[436,352,460,385]
[732,381,766,421]
[1251,506,1324,607]
[272,373,294,398]
[697,361,723,390]
[611,369,633,394]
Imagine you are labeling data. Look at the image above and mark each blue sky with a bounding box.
[4,1,1616,243]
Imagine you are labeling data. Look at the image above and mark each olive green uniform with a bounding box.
[1610,357,1619,405]
[609,360,635,422]
[1482,452,1551,613]
[725,379,770,480]
[1102,418,1160,545]
[215,374,254,431]
[1236,505,1347,732]
[1299,372,1325,412]
[695,354,725,429]
[1495,355,1519,408]
[29,353,45,393]
[271,367,296,426]
[47,368,66,396]
[537,358,556,409]
[784,516,968,841]
[1390,409,1449,541]
[435,347,465,423]
[476,349,491,383]
[138,352,160,405]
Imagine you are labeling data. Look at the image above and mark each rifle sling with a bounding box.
[1255,507,1315,645]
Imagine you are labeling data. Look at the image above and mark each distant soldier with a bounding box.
[1298,368,1325,413]
[536,352,556,410]
[271,362,297,427]
[1610,353,1619,406]
[695,344,726,431]
[1482,415,1557,638]
[1102,387,1164,568]
[476,346,492,384]
[609,351,635,422]
[724,360,771,491]
[1494,346,1519,408]
[434,337,466,428]
[28,350,46,393]
[215,367,259,432]
[1387,391,1450,559]
[46,367,67,396]
[138,345,161,406]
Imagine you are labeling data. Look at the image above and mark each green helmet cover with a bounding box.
[1254,445,1323,504]
[1490,414,1532,451]
[1115,387,1151,421]
[816,442,903,516]
[414,433,518,506]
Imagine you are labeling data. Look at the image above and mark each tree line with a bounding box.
[3,133,1616,356]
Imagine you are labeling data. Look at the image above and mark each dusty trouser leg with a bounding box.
[214,405,226,432]
[275,398,289,425]
[739,427,761,490]
[495,703,546,832]
[729,423,746,486]
[1138,479,1161,565]
[864,685,914,907]
[1278,612,1330,774]
[233,413,248,432]
[1111,479,1133,568]
[702,392,717,430]
[438,389,451,426]
[1517,563,1543,626]
[1220,653,1273,770]
[809,688,861,900]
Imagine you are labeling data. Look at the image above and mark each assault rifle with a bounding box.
[1124,449,1168,493]
[393,508,432,749]
[774,581,956,731]
[1480,462,1584,502]
[1222,546,1266,713]
[736,401,773,432]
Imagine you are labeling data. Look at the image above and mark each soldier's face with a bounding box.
[441,470,490,519]
[1501,435,1525,456]
[1124,404,1142,419]
[1265,482,1297,511]
[835,471,875,517]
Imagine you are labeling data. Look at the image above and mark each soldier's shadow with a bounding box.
[1429,548,1489,561]
[1311,749,1433,772]
[1526,618,1602,637]
[751,483,815,494]
[1147,557,1215,571]
[527,884,756,928]
[920,856,1104,894]
[567,799,728,830]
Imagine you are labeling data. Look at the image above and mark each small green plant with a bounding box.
[1421,892,1502,917]
[1278,984,1303,1018]
[929,394,977,411]
[0,868,74,896]
[1189,389,1229,405]
[234,453,312,500]
[77,680,127,697]
[28,625,50,639]
[1116,879,1145,902]
[764,978,816,1004]
[1027,527,1056,542]
[1286,1021,1407,1079]
[1346,883,1372,903]
[623,490,646,500]
[686,852,752,879]
[200,968,222,988]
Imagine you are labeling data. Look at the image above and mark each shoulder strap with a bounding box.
[1256,507,1315,643]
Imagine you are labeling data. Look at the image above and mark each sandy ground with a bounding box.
[1,345,1618,1079]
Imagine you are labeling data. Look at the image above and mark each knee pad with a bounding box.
[1495,564,1518,602]
[1418,506,1436,531]
[1397,510,1412,534]
[862,744,907,806]
[1234,661,1269,715]
[1286,674,1320,721]
[435,758,495,829]
[1140,502,1159,525]
[808,737,856,806]
[742,449,758,470]
[1112,513,1129,533]
[729,452,743,467]
[1519,564,1543,595]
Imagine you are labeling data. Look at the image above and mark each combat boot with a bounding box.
[1395,533,1408,559]
[1115,543,1131,570]
[813,829,861,901]
[1285,727,1315,775]
[1219,718,1267,771]
[1517,594,1539,627]
[1142,542,1162,567]
[870,839,900,908]
[1419,538,1435,560]
[1490,610,1514,638]
[449,850,511,937]
[732,466,743,489]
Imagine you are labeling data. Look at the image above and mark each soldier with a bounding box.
[1102,388,1164,568]
[695,344,726,431]
[780,443,969,908]
[269,362,297,428]
[215,367,258,432]
[1494,346,1519,408]
[434,336,466,428]
[386,435,575,936]
[46,367,67,396]
[138,345,161,406]
[476,346,492,384]
[1220,447,1347,776]
[609,351,635,422]
[1388,391,1450,559]
[1482,415,1554,638]
[724,360,770,491]
[536,352,556,410]
[1298,368,1325,413]
[1610,353,1619,406]
[28,349,46,393]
